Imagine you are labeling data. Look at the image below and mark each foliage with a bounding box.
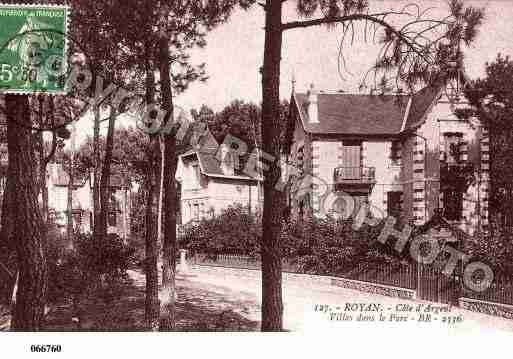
[180,207,413,275]
[280,216,412,275]
[179,205,261,256]
[191,99,290,153]
[464,227,513,277]
[459,54,513,228]
[73,126,149,185]
[47,230,136,303]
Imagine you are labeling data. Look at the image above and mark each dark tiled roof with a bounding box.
[182,149,260,180]
[294,93,408,135]
[197,152,223,176]
[403,85,442,131]
[180,122,219,154]
[199,151,260,180]
[292,86,441,136]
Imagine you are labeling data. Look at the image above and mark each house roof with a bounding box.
[291,85,441,137]
[181,149,262,181]
[179,121,219,154]
[179,124,262,181]
[402,86,442,131]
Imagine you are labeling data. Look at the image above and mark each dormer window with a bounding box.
[219,145,235,176]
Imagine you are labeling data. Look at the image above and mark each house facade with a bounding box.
[284,84,489,235]
[176,128,262,224]
[46,163,131,238]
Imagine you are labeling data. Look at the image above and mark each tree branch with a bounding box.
[281,13,421,58]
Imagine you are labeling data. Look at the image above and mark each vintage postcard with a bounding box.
[0,0,512,357]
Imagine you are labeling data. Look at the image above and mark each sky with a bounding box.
[176,0,513,110]
[73,0,513,144]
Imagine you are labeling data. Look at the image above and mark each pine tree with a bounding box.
[258,0,484,331]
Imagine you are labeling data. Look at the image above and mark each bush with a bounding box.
[281,216,411,275]
[47,230,136,303]
[179,206,412,276]
[463,227,513,277]
[78,233,136,278]
[179,205,261,256]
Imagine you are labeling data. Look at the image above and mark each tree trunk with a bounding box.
[0,177,17,306]
[0,96,15,304]
[97,107,117,239]
[41,168,49,223]
[144,55,160,331]
[66,152,74,243]
[5,94,47,331]
[92,104,101,236]
[157,138,164,242]
[36,97,46,221]
[158,34,177,331]
[144,141,161,330]
[260,0,285,331]
[39,97,56,224]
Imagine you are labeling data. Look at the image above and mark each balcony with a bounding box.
[333,166,376,193]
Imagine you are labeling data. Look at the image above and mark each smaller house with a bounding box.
[46,162,131,238]
[176,127,262,224]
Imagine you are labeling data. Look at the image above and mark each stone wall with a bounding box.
[191,264,413,297]
[459,297,513,320]
[331,277,416,300]
[191,264,331,285]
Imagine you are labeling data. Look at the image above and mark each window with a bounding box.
[108,211,117,227]
[108,192,120,227]
[442,189,463,221]
[193,203,200,221]
[387,191,402,219]
[192,164,201,187]
[390,141,402,167]
[341,141,362,179]
[72,212,82,230]
[296,146,304,175]
[443,133,463,165]
[441,133,465,221]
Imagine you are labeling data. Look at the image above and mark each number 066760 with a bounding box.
[30,345,62,353]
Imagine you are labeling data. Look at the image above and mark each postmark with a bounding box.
[0,3,69,95]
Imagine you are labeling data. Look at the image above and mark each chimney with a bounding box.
[307,83,319,124]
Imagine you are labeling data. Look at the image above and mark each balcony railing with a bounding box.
[334,166,376,184]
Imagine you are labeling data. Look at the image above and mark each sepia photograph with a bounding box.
[0,0,513,356]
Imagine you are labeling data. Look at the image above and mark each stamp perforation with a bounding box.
[0,2,70,95]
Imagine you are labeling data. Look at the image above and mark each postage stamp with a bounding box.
[0,4,69,95]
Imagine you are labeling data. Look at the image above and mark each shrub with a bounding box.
[280,216,411,275]
[179,205,261,256]
[47,230,136,303]
[463,227,513,277]
[180,206,412,276]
